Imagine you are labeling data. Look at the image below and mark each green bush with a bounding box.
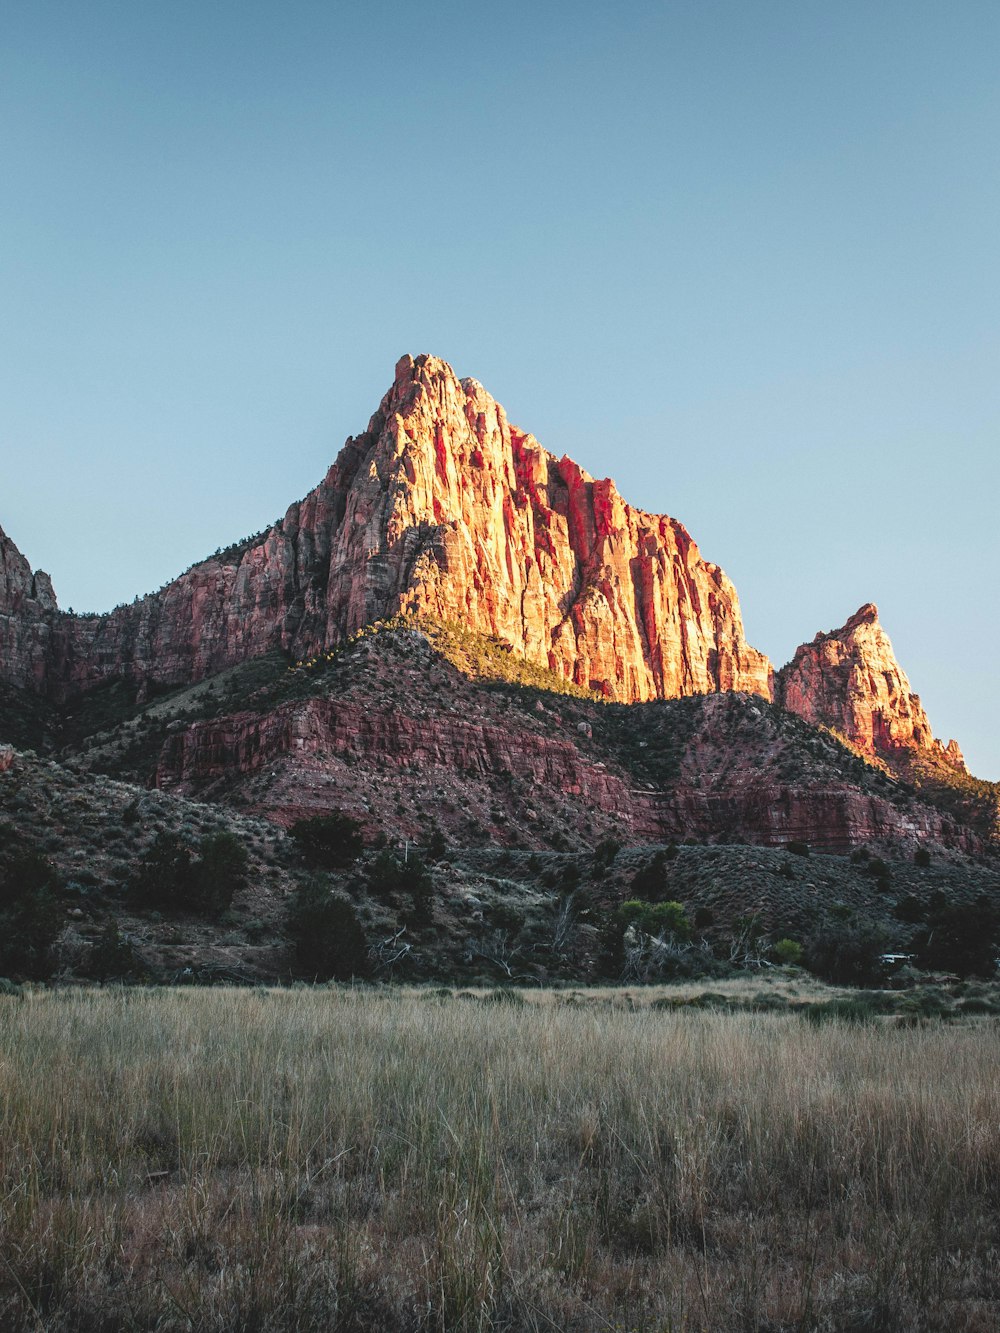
[286,878,370,980]
[288,813,365,869]
[772,937,803,966]
[620,899,691,940]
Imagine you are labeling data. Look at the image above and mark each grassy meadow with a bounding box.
[1,985,998,1331]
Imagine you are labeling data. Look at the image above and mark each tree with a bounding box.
[425,826,448,862]
[130,830,248,916]
[0,848,61,980]
[130,832,194,910]
[288,813,365,869]
[193,832,248,915]
[286,877,370,980]
[83,920,146,982]
[913,896,1000,977]
[630,851,669,900]
[805,920,892,987]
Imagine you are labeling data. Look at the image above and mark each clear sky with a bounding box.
[2,1,998,777]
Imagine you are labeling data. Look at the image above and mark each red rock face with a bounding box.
[0,526,57,691]
[155,683,978,855]
[2,354,771,704]
[776,604,966,774]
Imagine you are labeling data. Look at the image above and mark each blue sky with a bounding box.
[2,1,998,776]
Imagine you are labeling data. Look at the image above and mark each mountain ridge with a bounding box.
[0,353,978,799]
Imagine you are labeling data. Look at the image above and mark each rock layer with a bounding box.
[0,354,771,704]
[776,604,966,773]
[154,670,978,855]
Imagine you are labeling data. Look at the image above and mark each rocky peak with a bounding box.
[0,525,59,691]
[776,603,966,773]
[0,524,57,615]
[0,353,773,706]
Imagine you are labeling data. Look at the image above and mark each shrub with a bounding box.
[286,878,370,980]
[786,840,810,857]
[288,813,365,869]
[913,846,932,868]
[804,996,881,1025]
[772,937,803,966]
[620,899,691,940]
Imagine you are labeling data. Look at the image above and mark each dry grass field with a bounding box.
[1,985,998,1331]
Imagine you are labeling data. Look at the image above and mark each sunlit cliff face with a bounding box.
[0,354,967,783]
[360,353,773,703]
[775,602,966,773]
[0,353,772,706]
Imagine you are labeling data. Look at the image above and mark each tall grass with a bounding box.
[0,987,997,1330]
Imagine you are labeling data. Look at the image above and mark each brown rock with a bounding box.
[775,603,966,773]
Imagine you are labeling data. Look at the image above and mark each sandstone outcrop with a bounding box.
[0,525,57,691]
[155,687,978,855]
[776,604,966,774]
[0,354,771,704]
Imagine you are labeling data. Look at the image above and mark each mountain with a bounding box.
[0,354,771,703]
[1,354,997,988]
[0,353,994,859]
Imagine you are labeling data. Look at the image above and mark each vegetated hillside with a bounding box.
[43,619,990,856]
[2,732,998,988]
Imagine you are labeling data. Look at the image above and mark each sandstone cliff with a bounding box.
[0,524,57,692]
[776,604,966,773]
[1,354,771,704]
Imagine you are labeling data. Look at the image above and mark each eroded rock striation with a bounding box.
[0,354,771,704]
[776,604,966,773]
